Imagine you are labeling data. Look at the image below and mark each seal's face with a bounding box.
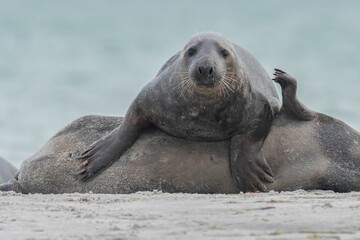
[180,33,239,95]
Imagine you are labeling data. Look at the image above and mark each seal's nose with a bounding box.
[198,66,213,76]
[193,64,217,87]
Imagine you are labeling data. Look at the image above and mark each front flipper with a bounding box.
[230,98,276,192]
[75,104,148,181]
[230,135,275,192]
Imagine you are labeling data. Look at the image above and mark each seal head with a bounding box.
[176,33,241,98]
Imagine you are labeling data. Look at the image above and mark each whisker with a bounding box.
[193,27,201,41]
[222,81,235,94]
[183,81,195,99]
[219,82,225,97]
[223,76,238,85]
[223,77,235,84]
[224,80,237,93]
[223,81,231,96]
[179,78,194,99]
[170,75,191,94]
[218,81,227,98]
[227,77,239,85]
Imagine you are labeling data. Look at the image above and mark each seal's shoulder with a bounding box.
[155,51,180,77]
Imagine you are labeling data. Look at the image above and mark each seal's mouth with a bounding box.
[192,75,219,89]
[196,82,215,88]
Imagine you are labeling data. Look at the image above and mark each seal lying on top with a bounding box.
[76,32,281,192]
[2,70,360,194]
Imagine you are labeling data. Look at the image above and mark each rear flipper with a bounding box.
[0,172,25,193]
[273,69,316,121]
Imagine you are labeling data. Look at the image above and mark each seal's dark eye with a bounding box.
[221,49,229,58]
[187,48,196,57]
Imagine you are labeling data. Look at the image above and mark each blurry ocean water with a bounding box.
[1,0,360,167]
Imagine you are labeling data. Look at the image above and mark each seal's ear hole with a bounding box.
[221,49,229,58]
[188,48,197,57]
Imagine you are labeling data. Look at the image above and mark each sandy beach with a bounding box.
[1,190,359,240]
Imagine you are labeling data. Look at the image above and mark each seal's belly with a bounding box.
[148,90,250,141]
[158,121,231,141]
[164,124,230,141]
[152,112,239,141]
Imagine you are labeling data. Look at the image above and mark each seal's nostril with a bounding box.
[198,66,213,76]
[198,67,203,74]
